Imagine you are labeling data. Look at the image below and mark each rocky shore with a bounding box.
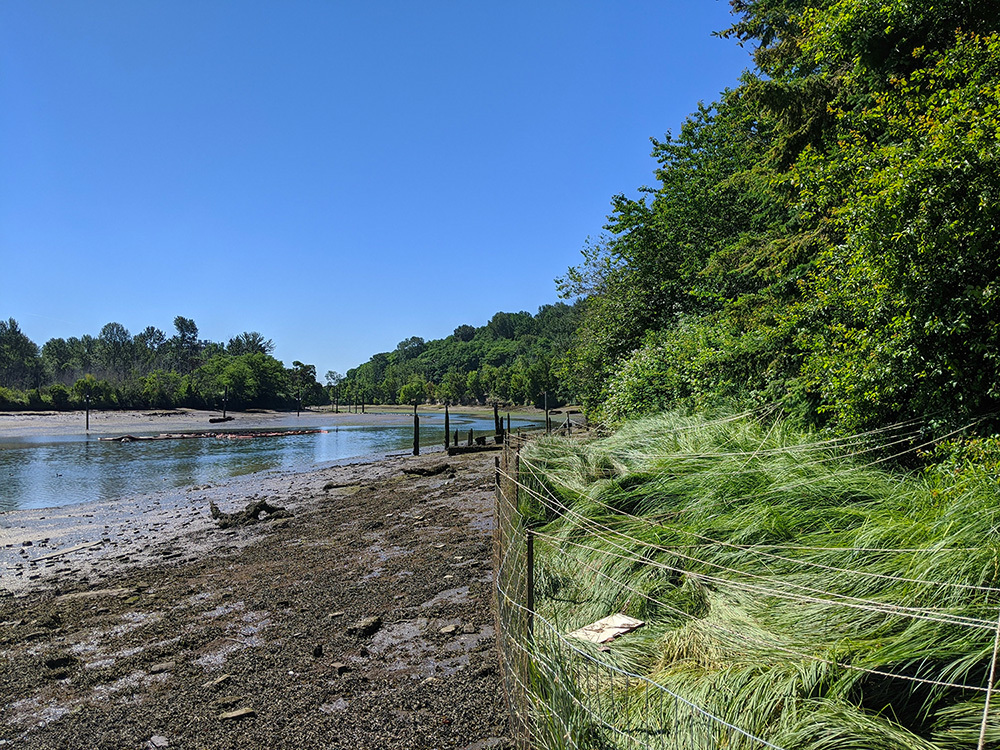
[0,447,513,749]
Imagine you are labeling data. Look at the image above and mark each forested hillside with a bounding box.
[562,0,1000,436]
[335,303,581,408]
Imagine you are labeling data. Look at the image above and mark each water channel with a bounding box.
[0,412,537,512]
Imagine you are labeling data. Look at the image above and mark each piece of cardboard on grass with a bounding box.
[566,613,645,644]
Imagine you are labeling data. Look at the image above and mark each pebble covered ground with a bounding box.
[0,450,513,749]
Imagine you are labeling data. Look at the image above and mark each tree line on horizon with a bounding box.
[0,303,583,413]
[0,316,323,411]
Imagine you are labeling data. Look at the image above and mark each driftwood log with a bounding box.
[209,499,293,529]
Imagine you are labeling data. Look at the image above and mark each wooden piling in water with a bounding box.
[413,405,420,456]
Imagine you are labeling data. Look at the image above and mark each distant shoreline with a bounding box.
[0,405,547,439]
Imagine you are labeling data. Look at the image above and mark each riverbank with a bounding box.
[0,404,567,440]
[0,449,512,749]
[0,408,418,439]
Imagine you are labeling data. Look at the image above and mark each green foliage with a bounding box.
[0,316,316,412]
[797,30,1000,432]
[340,302,582,406]
[562,1,1000,437]
[46,383,70,409]
[0,318,41,390]
[521,412,1000,748]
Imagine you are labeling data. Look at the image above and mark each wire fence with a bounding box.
[492,430,1000,750]
[494,435,791,750]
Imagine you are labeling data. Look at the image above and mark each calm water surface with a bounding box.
[0,413,535,512]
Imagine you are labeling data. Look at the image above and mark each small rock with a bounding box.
[439,624,458,635]
[218,707,255,721]
[346,616,382,638]
[312,644,323,658]
[329,611,345,618]
[148,736,169,748]
[149,661,175,674]
[332,661,350,676]
[44,655,74,670]
[202,674,231,690]
[462,623,477,634]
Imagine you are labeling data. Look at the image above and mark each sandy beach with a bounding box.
[0,410,513,749]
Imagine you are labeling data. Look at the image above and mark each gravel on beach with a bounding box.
[0,448,514,749]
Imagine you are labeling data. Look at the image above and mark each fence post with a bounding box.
[526,528,534,641]
[978,607,1000,750]
[444,404,450,449]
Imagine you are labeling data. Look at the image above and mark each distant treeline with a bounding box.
[0,316,323,411]
[0,303,583,412]
[333,303,581,409]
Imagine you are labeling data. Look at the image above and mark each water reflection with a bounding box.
[0,413,536,512]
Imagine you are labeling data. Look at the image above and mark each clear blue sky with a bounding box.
[1,1,751,377]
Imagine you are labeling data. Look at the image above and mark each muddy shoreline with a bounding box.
[0,448,513,749]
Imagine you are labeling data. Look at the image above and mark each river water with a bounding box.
[0,412,534,512]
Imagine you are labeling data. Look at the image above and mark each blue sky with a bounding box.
[1,1,752,377]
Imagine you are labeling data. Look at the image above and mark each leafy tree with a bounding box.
[227,331,275,356]
[170,316,201,373]
[97,322,133,380]
[395,336,426,361]
[399,374,428,405]
[453,324,476,342]
[0,318,41,389]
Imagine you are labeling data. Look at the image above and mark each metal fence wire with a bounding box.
[493,436,787,750]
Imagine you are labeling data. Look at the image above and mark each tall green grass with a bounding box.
[518,411,1000,749]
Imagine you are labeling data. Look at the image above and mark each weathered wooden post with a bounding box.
[444,404,450,449]
[526,528,535,639]
[454,429,459,447]
[413,403,419,456]
[493,402,501,436]
[506,412,511,435]
[979,607,1000,750]
[467,428,474,447]
[85,394,90,432]
[544,391,550,435]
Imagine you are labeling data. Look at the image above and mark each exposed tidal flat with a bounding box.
[0,444,513,748]
[0,407,539,512]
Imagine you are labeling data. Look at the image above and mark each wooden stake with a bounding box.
[412,410,420,456]
[978,608,1000,750]
[526,529,534,640]
[444,404,450,449]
